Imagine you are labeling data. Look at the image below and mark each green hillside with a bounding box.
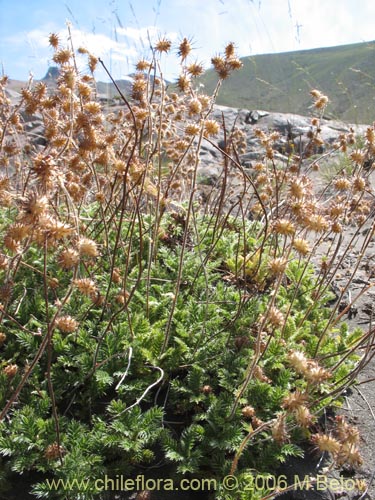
[199,41,375,124]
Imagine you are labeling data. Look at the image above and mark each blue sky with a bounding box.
[1,0,374,81]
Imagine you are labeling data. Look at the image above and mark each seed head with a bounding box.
[155,38,172,53]
[334,177,351,191]
[52,49,72,65]
[227,58,243,71]
[335,416,360,445]
[58,248,80,269]
[77,237,98,258]
[136,59,151,71]
[304,361,331,385]
[272,413,289,444]
[311,433,340,454]
[188,98,202,116]
[305,214,329,233]
[44,442,65,461]
[203,119,220,137]
[176,74,190,93]
[287,350,308,374]
[350,150,364,164]
[267,306,285,328]
[253,365,271,383]
[3,364,18,378]
[178,37,192,61]
[88,55,98,73]
[267,257,288,276]
[292,238,310,256]
[185,123,200,136]
[294,405,315,427]
[5,223,30,242]
[289,179,306,199]
[55,315,79,333]
[0,332,6,346]
[282,390,308,410]
[225,42,236,59]
[186,62,204,77]
[74,278,98,297]
[365,127,375,145]
[49,33,60,49]
[336,444,363,467]
[353,176,366,192]
[273,219,296,236]
[314,96,329,109]
[331,221,343,233]
[201,385,213,395]
[241,405,256,419]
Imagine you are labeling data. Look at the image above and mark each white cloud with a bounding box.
[116,26,159,41]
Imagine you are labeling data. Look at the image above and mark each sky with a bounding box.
[0,0,374,82]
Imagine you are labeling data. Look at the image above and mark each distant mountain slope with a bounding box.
[199,41,375,124]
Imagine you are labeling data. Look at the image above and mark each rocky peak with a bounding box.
[41,66,60,81]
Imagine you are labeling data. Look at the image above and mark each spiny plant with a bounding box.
[0,30,374,500]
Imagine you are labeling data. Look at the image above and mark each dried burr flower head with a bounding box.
[200,385,213,394]
[225,42,236,59]
[55,316,79,333]
[136,59,151,71]
[311,433,341,454]
[334,177,351,191]
[176,74,190,92]
[287,350,308,374]
[185,123,200,136]
[77,237,98,258]
[242,405,256,419]
[272,413,289,444]
[289,179,307,199]
[155,37,172,53]
[282,390,308,411]
[331,221,343,233]
[0,332,6,346]
[294,405,315,428]
[44,442,65,460]
[350,150,364,164]
[74,278,98,297]
[267,257,288,276]
[253,365,271,383]
[38,216,73,241]
[5,223,30,242]
[293,238,310,256]
[187,61,204,77]
[304,361,331,385]
[310,89,329,109]
[203,120,220,137]
[267,306,285,328]
[353,176,366,192]
[188,98,202,115]
[88,54,98,73]
[273,219,295,236]
[336,444,363,467]
[48,33,60,49]
[335,416,360,445]
[31,154,59,191]
[52,49,72,65]
[178,37,192,61]
[58,248,80,269]
[3,364,18,378]
[305,214,329,233]
[136,491,151,500]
